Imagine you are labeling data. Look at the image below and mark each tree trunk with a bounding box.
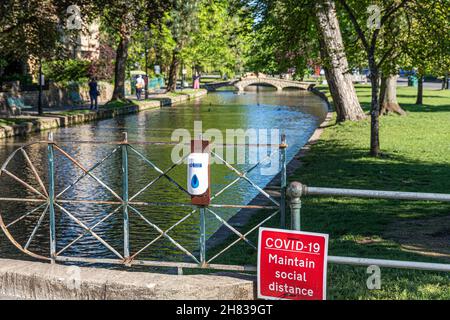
[369,58,381,157]
[380,74,406,115]
[416,75,424,105]
[442,73,448,90]
[314,0,365,122]
[112,33,130,101]
[167,50,180,92]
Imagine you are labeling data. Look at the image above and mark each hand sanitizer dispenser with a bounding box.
[187,153,209,195]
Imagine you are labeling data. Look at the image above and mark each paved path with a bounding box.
[24,89,169,115]
[0,295,20,300]
[397,77,445,90]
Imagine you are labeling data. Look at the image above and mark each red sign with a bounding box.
[258,227,329,300]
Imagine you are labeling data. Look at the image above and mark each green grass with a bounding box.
[102,99,136,109]
[0,118,33,126]
[54,109,95,116]
[206,86,450,299]
[166,89,199,97]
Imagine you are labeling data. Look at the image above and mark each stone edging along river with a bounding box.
[0,90,208,139]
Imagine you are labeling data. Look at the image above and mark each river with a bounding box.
[0,88,327,264]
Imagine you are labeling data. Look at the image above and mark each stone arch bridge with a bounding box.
[203,76,315,92]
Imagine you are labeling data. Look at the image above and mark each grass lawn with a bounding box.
[0,118,34,126]
[166,89,199,97]
[54,109,95,116]
[207,85,450,299]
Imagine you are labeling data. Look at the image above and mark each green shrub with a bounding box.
[43,59,90,83]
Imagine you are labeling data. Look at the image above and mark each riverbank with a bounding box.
[208,86,450,299]
[0,89,207,139]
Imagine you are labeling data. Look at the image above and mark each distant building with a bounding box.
[63,20,101,60]
[1,20,101,85]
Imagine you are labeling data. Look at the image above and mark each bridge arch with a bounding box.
[203,77,314,92]
[234,77,313,92]
[235,80,282,92]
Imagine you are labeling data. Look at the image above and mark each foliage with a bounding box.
[98,0,171,99]
[88,42,116,81]
[0,0,60,61]
[400,0,450,77]
[0,1,100,62]
[42,59,90,83]
[246,0,322,78]
[167,0,200,57]
[0,73,33,85]
[337,0,450,77]
[181,0,253,77]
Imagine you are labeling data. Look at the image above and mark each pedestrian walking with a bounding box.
[88,77,99,111]
[193,71,201,89]
[136,75,145,100]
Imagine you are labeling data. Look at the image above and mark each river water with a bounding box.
[0,88,327,264]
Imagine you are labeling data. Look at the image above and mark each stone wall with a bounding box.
[0,81,114,113]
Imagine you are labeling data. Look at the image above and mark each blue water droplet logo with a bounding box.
[191,174,199,188]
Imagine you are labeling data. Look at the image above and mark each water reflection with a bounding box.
[0,89,327,263]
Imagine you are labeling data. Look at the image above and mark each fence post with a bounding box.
[279,134,287,229]
[287,181,303,231]
[199,206,206,266]
[47,132,56,263]
[122,132,130,261]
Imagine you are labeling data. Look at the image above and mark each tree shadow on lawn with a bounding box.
[399,103,450,113]
[290,141,450,263]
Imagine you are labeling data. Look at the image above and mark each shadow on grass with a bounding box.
[206,139,450,267]
[399,103,450,113]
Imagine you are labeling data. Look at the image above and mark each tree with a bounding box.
[337,0,450,155]
[247,0,320,78]
[0,0,98,114]
[337,0,413,156]
[100,0,171,100]
[380,74,405,115]
[400,0,450,104]
[166,0,199,92]
[314,0,366,122]
[182,0,252,77]
[246,0,365,121]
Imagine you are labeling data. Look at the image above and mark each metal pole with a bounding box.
[38,59,43,116]
[279,134,287,228]
[47,132,56,262]
[122,132,130,260]
[303,186,450,202]
[181,62,184,92]
[328,256,450,272]
[144,27,149,100]
[199,207,206,266]
[287,181,303,231]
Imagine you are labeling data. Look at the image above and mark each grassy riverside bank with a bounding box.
[208,85,450,299]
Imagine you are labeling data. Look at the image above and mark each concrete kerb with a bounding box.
[0,258,255,300]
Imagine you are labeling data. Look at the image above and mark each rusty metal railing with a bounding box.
[0,133,288,273]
